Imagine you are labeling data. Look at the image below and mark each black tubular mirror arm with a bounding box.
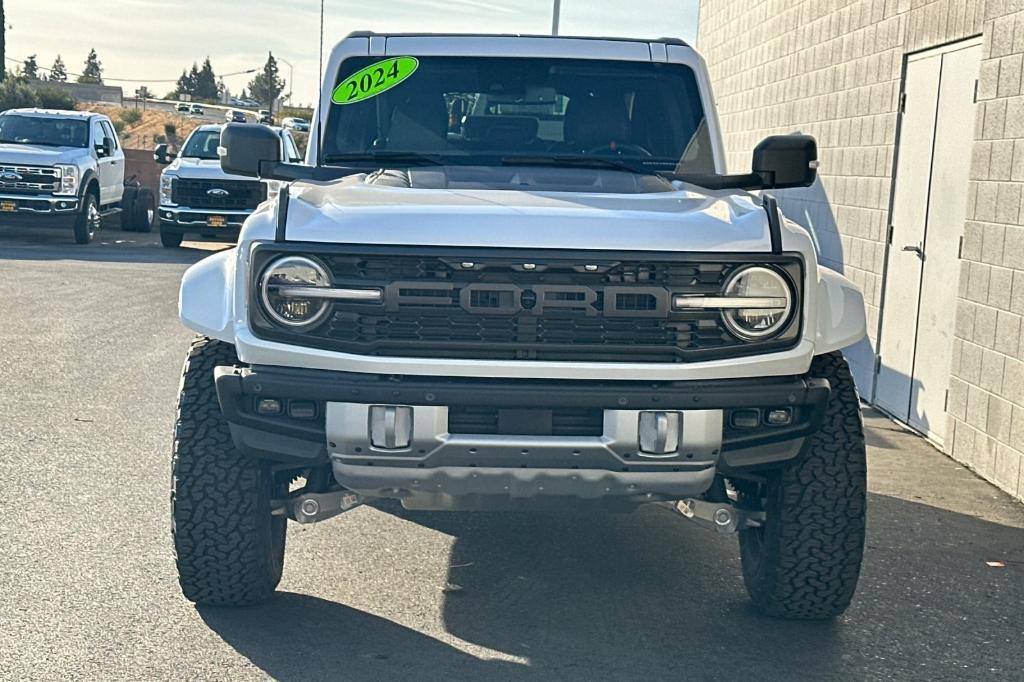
[256,160,365,183]
[667,171,778,191]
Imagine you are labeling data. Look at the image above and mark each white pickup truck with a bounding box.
[0,108,152,243]
[171,33,869,619]
[154,123,302,247]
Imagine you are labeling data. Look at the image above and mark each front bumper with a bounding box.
[214,366,830,503]
[0,192,80,216]
[159,206,250,238]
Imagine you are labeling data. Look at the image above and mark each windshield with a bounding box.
[322,56,714,174]
[181,129,222,160]
[0,114,90,148]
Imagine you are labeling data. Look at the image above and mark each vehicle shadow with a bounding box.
[0,224,226,265]
[196,489,1023,680]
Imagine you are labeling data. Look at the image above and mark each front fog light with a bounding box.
[259,256,332,327]
[721,266,793,340]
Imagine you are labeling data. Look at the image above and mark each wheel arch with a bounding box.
[179,248,237,343]
[813,268,867,354]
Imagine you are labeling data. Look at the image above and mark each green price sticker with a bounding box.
[332,56,420,105]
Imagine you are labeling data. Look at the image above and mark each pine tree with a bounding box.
[77,48,103,84]
[49,55,67,82]
[22,54,39,80]
[175,69,193,96]
[247,52,285,109]
[193,57,218,101]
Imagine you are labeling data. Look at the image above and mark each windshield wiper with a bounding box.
[321,151,445,166]
[500,155,662,175]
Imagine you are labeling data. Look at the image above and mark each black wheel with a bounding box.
[737,351,867,619]
[120,186,138,232]
[133,189,155,233]
[73,193,101,244]
[160,225,183,248]
[171,337,287,606]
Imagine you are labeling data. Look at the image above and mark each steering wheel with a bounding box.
[587,142,653,157]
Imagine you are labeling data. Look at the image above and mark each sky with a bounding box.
[5,0,700,106]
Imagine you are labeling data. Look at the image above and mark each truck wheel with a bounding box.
[737,351,866,619]
[171,337,287,606]
[160,226,183,248]
[120,186,138,232]
[133,189,154,233]
[73,193,101,244]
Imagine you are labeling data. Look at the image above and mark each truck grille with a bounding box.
[251,247,803,363]
[171,179,266,210]
[0,165,60,194]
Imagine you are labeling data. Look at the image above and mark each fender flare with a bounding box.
[179,248,236,343]
[80,169,100,206]
[814,268,867,354]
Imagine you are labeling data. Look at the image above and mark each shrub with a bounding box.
[0,77,42,110]
[34,87,77,110]
[111,119,126,135]
[119,108,142,126]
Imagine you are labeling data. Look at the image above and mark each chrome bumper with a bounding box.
[159,205,252,228]
[0,193,79,215]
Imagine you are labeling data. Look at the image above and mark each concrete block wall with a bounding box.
[697,0,1024,501]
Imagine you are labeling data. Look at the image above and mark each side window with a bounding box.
[100,120,119,148]
[91,120,105,148]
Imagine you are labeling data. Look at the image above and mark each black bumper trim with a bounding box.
[214,366,830,467]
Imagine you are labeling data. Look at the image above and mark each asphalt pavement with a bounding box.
[1,222,1023,681]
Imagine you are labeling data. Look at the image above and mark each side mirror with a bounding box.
[751,135,818,189]
[219,122,281,177]
[96,138,113,157]
[153,143,175,165]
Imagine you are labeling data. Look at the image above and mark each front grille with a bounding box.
[251,247,803,363]
[448,406,605,436]
[171,179,266,210]
[0,164,60,194]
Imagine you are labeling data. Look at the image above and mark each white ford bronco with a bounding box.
[0,108,153,242]
[172,33,868,619]
[154,124,302,247]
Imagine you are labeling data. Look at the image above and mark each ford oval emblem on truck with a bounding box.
[207,188,230,197]
[0,171,23,182]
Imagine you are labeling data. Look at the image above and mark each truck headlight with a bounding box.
[259,256,332,328]
[720,266,793,340]
[54,164,79,196]
[160,175,175,206]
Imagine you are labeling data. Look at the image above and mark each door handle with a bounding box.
[902,243,924,259]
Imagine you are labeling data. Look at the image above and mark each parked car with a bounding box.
[225,109,247,123]
[281,116,310,132]
[153,123,302,248]
[258,109,274,125]
[0,108,152,243]
[172,33,868,621]
[176,102,191,113]
[189,103,205,116]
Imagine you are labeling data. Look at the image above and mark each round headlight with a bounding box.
[259,256,332,328]
[721,266,793,340]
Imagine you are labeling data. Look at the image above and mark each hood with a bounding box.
[0,144,85,167]
[166,157,263,182]
[270,172,774,253]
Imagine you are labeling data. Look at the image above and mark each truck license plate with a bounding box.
[206,215,226,228]
[0,200,17,212]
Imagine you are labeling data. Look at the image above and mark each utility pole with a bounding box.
[551,0,561,36]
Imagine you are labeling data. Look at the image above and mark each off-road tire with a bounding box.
[120,186,138,232]
[160,226,183,248]
[133,188,154,233]
[737,351,866,619]
[73,192,100,244]
[171,337,287,606]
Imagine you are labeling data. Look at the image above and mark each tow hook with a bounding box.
[675,498,765,534]
[272,489,365,524]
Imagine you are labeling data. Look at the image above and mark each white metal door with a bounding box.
[876,38,982,445]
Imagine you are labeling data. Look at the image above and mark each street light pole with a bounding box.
[551,0,561,36]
